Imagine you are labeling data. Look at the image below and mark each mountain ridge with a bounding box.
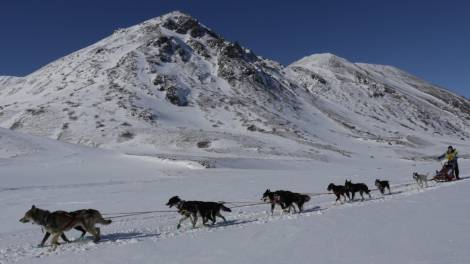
[0,11,468,159]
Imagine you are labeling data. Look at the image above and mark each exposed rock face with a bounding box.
[162,13,218,38]
[0,11,468,158]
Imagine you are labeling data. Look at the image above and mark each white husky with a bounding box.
[413,172,428,188]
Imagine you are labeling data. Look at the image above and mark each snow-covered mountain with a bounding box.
[2,11,470,263]
[286,54,470,142]
[0,11,468,158]
[0,11,320,158]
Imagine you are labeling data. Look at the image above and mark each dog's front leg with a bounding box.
[291,204,297,214]
[60,233,71,243]
[270,203,275,215]
[39,232,51,247]
[177,215,189,229]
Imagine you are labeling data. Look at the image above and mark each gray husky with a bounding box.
[413,172,428,188]
[20,206,111,249]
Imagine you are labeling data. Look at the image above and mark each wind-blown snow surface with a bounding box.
[1,128,469,264]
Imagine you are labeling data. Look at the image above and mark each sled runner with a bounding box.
[432,162,456,182]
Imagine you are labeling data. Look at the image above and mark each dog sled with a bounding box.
[432,162,456,182]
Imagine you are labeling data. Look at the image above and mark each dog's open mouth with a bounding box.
[19,218,29,223]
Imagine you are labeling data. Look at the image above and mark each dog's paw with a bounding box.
[177,224,181,229]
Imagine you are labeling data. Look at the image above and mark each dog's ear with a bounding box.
[31,205,35,209]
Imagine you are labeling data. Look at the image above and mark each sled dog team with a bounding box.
[18,172,436,249]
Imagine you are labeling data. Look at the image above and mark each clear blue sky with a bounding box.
[1,0,468,97]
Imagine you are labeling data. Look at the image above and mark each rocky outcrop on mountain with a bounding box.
[0,11,468,158]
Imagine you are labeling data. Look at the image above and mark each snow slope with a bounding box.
[0,11,315,159]
[0,129,469,263]
[0,11,468,160]
[1,11,469,263]
[286,53,470,141]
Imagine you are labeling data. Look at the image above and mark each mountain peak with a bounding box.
[154,10,218,39]
[0,11,469,157]
[162,10,190,19]
[291,53,353,69]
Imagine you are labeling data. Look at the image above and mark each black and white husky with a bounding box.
[262,189,310,215]
[166,196,231,229]
[413,172,428,188]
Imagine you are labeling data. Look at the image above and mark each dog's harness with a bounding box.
[175,200,190,215]
[273,194,281,203]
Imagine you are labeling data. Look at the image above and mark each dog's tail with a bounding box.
[100,219,112,225]
[220,204,232,212]
[94,211,112,225]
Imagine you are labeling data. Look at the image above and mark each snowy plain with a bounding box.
[0,128,469,264]
[1,10,469,264]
